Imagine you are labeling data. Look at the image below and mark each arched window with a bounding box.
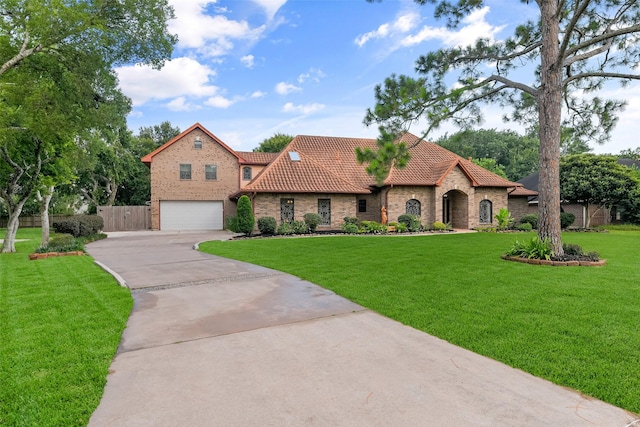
[479,200,492,224]
[242,167,252,180]
[406,199,421,216]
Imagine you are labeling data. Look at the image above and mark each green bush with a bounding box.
[291,220,309,234]
[517,222,533,231]
[432,221,447,231]
[506,237,554,260]
[277,222,294,235]
[52,215,103,237]
[360,220,384,233]
[520,214,538,229]
[303,213,322,232]
[495,208,514,230]
[561,212,576,228]
[36,234,85,253]
[236,195,255,236]
[343,216,359,225]
[257,217,277,235]
[395,222,408,232]
[226,216,241,232]
[398,214,421,232]
[342,223,359,234]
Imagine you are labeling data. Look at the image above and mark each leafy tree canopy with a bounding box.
[560,154,639,227]
[138,121,181,148]
[359,0,640,255]
[253,133,294,153]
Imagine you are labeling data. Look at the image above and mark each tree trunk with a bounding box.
[537,1,564,256]
[1,199,27,253]
[37,186,54,248]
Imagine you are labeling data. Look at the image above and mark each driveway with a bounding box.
[87,231,637,426]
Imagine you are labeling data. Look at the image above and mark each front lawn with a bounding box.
[0,228,133,426]
[200,231,640,414]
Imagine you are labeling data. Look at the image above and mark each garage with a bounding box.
[160,201,224,230]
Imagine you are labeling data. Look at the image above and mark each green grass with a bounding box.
[200,231,640,414]
[0,228,133,426]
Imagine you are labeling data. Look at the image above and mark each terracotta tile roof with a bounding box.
[509,186,538,196]
[241,133,521,194]
[242,147,369,194]
[141,123,240,165]
[237,151,278,165]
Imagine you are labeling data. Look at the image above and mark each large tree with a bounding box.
[253,133,294,153]
[359,0,640,256]
[560,154,638,227]
[0,0,176,252]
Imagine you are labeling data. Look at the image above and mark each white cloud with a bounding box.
[252,0,287,20]
[297,68,326,84]
[401,7,504,48]
[241,54,255,68]
[282,102,325,115]
[355,11,419,47]
[205,96,235,108]
[115,57,218,106]
[168,0,265,56]
[166,97,198,112]
[251,90,267,98]
[275,81,301,95]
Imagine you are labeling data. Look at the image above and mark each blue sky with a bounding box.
[115,0,639,155]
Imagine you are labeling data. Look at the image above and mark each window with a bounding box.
[194,137,202,149]
[280,198,294,223]
[205,165,217,180]
[318,199,331,226]
[479,199,492,224]
[358,199,367,213]
[180,164,191,180]
[243,167,252,180]
[406,199,421,216]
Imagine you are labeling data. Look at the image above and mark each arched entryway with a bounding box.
[442,190,469,229]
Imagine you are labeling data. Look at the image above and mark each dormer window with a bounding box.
[243,166,252,180]
[194,137,202,149]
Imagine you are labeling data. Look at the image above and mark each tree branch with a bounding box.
[564,71,640,86]
[558,0,591,63]
[564,23,640,60]
[0,31,43,76]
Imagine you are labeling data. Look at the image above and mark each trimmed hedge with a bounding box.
[52,215,103,237]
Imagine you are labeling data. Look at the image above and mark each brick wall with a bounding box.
[386,186,436,228]
[473,187,508,228]
[508,197,535,223]
[356,193,383,222]
[253,193,356,230]
[149,129,240,230]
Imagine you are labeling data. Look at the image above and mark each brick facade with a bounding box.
[149,129,240,230]
[253,193,356,230]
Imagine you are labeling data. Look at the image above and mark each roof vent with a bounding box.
[288,151,301,161]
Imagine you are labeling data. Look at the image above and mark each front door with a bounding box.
[442,196,450,224]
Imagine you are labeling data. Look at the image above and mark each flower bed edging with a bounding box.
[501,254,606,267]
[29,251,84,260]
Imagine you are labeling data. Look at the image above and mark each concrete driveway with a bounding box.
[87,231,638,426]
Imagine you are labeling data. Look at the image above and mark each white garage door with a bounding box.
[160,201,224,230]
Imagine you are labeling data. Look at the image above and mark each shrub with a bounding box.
[277,222,294,235]
[342,223,359,234]
[506,237,554,260]
[360,220,384,233]
[395,222,408,233]
[236,195,255,236]
[343,216,359,225]
[561,243,600,261]
[36,235,84,253]
[520,214,538,229]
[517,222,533,231]
[257,217,277,235]
[291,220,309,234]
[226,216,240,233]
[398,214,421,232]
[303,213,322,232]
[561,212,576,228]
[52,215,103,237]
[495,208,514,230]
[432,221,447,231]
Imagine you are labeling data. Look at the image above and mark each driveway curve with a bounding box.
[87,231,638,426]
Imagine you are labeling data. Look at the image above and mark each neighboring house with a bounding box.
[142,123,533,231]
[517,158,640,228]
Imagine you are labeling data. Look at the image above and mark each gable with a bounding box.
[141,123,241,165]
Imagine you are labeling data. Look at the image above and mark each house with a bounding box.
[142,123,534,231]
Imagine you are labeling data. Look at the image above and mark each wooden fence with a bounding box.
[97,206,151,232]
[0,215,71,228]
